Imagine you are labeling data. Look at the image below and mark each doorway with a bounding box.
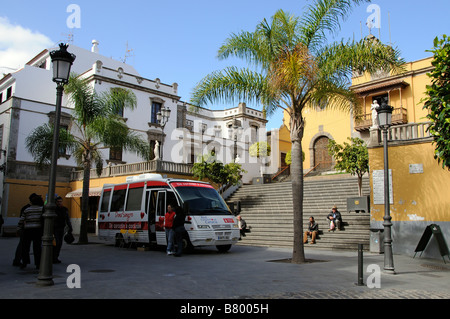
[313,136,332,171]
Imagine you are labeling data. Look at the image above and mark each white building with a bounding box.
[0,40,268,228]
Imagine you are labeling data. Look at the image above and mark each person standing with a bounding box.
[20,194,44,269]
[172,205,186,257]
[53,196,73,263]
[163,204,176,255]
[13,193,37,267]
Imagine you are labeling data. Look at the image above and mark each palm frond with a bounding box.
[25,124,77,167]
[299,0,370,51]
[190,66,269,107]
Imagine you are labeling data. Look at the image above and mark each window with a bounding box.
[110,88,125,117]
[58,125,69,156]
[126,187,144,211]
[111,188,127,211]
[100,190,111,212]
[109,147,123,161]
[151,102,162,124]
[186,120,194,132]
[250,125,259,143]
[372,93,388,106]
[6,87,12,99]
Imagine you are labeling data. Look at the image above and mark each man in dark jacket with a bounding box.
[327,205,342,231]
[172,206,186,257]
[303,216,319,244]
[53,196,73,263]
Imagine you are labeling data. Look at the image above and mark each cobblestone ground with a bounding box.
[239,288,450,299]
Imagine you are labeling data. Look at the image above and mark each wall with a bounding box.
[369,140,450,259]
[283,106,353,170]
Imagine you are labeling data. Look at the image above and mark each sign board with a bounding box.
[409,164,424,174]
[414,224,450,263]
[372,169,393,205]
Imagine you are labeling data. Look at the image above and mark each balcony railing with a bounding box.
[70,159,193,181]
[388,122,432,142]
[355,107,408,131]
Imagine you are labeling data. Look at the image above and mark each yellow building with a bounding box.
[282,56,434,173]
[282,55,450,259]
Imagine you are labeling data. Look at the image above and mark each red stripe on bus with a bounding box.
[129,182,145,189]
[171,182,214,188]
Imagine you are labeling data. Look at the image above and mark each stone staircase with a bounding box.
[227,174,371,251]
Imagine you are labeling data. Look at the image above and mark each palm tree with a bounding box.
[191,0,404,263]
[26,75,150,244]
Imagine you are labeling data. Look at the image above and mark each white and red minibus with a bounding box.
[98,174,240,252]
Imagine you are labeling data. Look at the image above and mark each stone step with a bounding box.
[227,175,371,251]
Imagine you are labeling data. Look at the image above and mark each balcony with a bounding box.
[70,159,193,181]
[355,107,408,131]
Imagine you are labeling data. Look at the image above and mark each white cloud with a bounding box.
[0,17,53,74]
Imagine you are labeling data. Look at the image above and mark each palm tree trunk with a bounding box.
[78,160,90,244]
[358,174,363,196]
[290,114,306,264]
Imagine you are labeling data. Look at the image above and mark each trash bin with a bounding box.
[370,228,384,253]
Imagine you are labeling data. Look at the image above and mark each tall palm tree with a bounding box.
[191,0,404,263]
[26,75,150,244]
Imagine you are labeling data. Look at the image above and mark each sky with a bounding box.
[1,0,449,130]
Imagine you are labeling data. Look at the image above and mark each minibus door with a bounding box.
[146,189,158,244]
[155,190,167,245]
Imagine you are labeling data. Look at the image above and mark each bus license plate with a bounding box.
[217,232,231,240]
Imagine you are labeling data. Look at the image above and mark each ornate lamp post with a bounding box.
[37,43,75,286]
[156,106,171,160]
[376,100,395,274]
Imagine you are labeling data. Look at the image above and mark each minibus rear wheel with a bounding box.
[216,244,232,253]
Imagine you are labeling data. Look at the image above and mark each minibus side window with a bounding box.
[111,189,127,212]
[167,191,178,208]
[126,187,143,211]
[100,191,111,212]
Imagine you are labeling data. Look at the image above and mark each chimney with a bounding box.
[91,39,99,53]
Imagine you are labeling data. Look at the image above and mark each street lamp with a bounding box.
[156,106,171,159]
[376,100,395,274]
[37,43,75,286]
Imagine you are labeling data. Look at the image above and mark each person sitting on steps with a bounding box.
[303,216,319,244]
[327,205,342,231]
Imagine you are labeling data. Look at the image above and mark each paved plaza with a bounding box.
[1,235,449,301]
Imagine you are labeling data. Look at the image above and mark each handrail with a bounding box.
[271,165,290,180]
[303,162,322,178]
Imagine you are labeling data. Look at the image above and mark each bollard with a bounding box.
[357,243,364,286]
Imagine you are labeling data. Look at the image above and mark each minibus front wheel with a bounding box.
[182,234,194,253]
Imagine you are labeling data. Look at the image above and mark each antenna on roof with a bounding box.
[120,41,134,63]
[61,30,74,44]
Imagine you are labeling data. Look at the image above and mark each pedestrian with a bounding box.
[236,215,247,239]
[163,204,176,255]
[53,196,73,263]
[13,193,38,267]
[20,194,44,269]
[172,205,186,257]
[303,216,319,244]
[327,205,342,231]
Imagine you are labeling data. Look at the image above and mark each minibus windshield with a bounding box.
[174,186,232,215]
